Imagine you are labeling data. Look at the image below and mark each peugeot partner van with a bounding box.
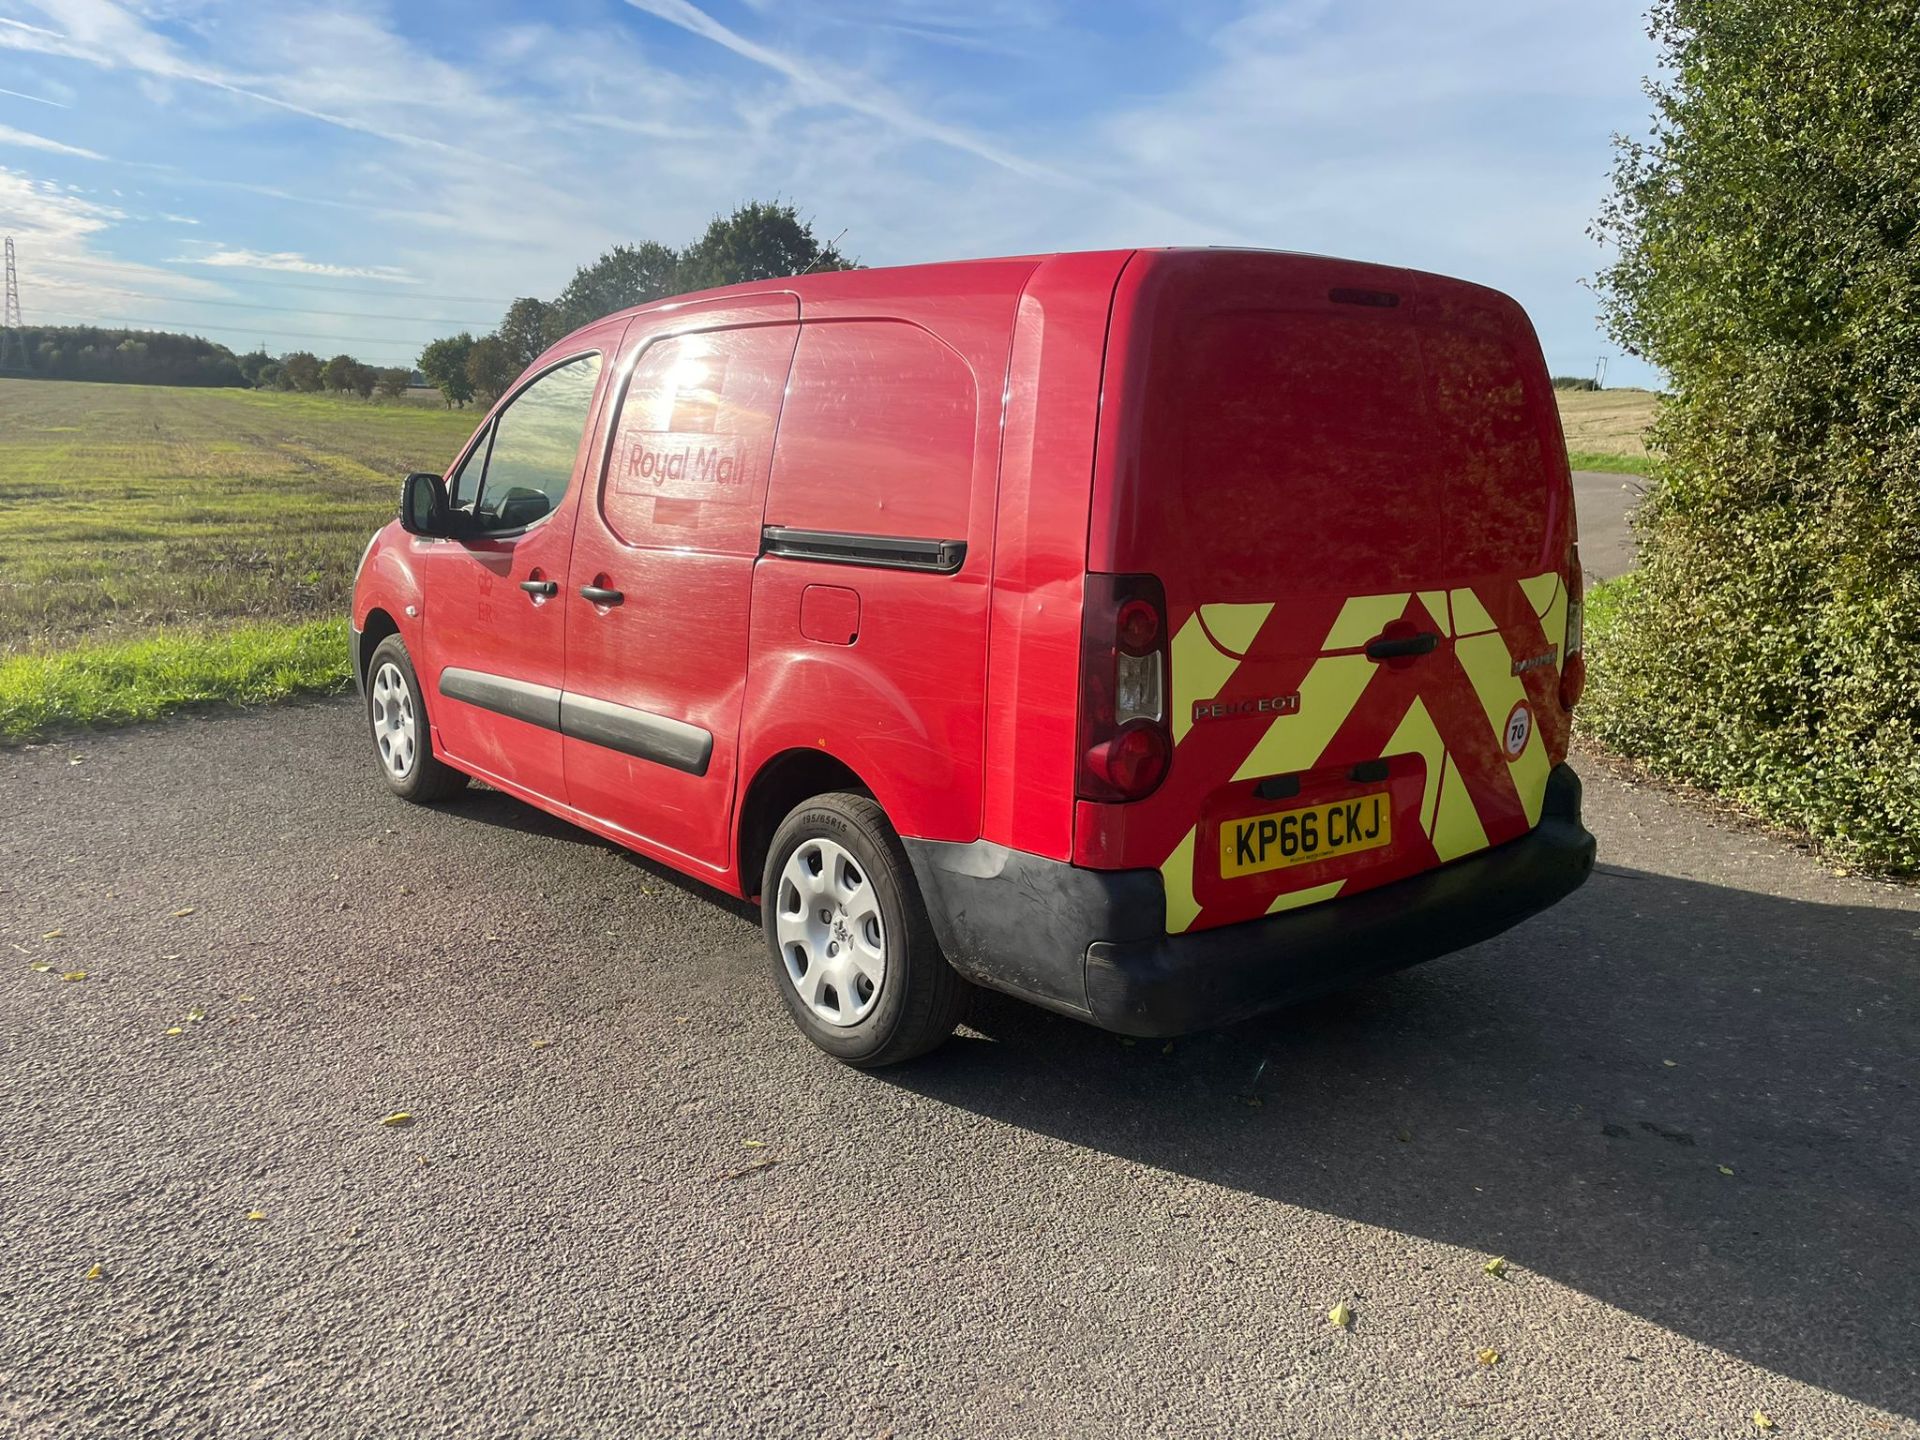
[352,248,1596,1066]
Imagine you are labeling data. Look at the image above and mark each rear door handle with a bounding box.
[1365,631,1438,660]
[518,579,557,597]
[579,585,624,606]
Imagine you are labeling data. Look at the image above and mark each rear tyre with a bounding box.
[364,634,467,804]
[761,792,971,1067]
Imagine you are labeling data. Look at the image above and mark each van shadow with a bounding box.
[887,866,1920,1417]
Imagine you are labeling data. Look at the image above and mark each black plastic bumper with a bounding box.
[906,763,1596,1038]
[348,621,364,696]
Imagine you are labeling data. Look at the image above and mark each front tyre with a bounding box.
[364,634,467,803]
[761,792,970,1067]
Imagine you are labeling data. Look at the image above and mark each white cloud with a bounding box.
[175,247,419,284]
[0,121,103,159]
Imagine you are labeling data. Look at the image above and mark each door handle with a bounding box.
[518,579,558,597]
[1365,631,1438,660]
[579,585,624,606]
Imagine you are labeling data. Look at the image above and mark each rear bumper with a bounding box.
[907,763,1596,1038]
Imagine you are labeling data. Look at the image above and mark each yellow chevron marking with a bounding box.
[1323,592,1411,650]
[1170,602,1275,744]
[1431,752,1491,862]
[1170,616,1243,746]
[1200,602,1273,656]
[1385,695,1447,837]
[1455,630,1551,826]
[1450,586,1498,636]
[1540,584,1568,674]
[1232,653,1375,782]
[1267,879,1346,916]
[1163,826,1201,934]
[1417,589,1452,636]
[1519,571,1561,618]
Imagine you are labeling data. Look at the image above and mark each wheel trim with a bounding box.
[775,837,886,1027]
[370,661,418,780]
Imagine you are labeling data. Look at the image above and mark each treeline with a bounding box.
[3,326,248,387]
[234,348,414,399]
[416,200,852,408]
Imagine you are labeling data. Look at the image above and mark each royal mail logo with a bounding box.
[611,431,747,500]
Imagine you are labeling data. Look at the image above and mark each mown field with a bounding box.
[0,377,1656,740]
[1557,387,1659,474]
[0,379,478,656]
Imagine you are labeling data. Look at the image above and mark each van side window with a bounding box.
[601,327,796,555]
[467,353,602,533]
[765,321,976,543]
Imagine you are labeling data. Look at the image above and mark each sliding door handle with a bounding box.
[579,585,624,606]
[518,579,558,597]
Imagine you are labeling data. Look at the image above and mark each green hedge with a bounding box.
[1585,0,1920,875]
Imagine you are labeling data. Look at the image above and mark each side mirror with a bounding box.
[399,471,451,536]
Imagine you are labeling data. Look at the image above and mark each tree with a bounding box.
[281,351,323,393]
[255,360,283,391]
[673,200,852,293]
[237,349,273,387]
[465,335,515,406]
[350,363,378,400]
[550,241,680,332]
[497,297,555,370]
[322,353,358,393]
[375,366,411,399]
[1586,0,1920,871]
[417,333,475,408]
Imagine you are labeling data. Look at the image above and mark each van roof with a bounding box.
[553,246,1518,353]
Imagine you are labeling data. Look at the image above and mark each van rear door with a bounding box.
[1082,250,1575,936]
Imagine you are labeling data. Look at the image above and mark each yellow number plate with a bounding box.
[1219,792,1392,879]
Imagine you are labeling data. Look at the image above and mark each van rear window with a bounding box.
[765,321,976,543]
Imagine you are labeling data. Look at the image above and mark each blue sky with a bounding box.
[0,0,1660,384]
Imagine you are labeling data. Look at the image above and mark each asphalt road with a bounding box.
[3,698,1917,1439]
[1572,468,1646,582]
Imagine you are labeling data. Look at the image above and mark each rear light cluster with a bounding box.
[1560,543,1586,710]
[1077,574,1172,802]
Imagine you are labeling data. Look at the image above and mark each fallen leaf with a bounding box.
[1161,1041,1175,1055]
[30,963,53,973]
[1718,1164,1735,1176]
[1329,1302,1353,1330]
[379,1112,414,1128]
[185,1007,206,1023]
[164,1026,185,1036]
[1395,1130,1412,1143]
[60,971,87,982]
[1752,1411,1775,1432]
[1662,1059,1678,1068]
[171,907,196,918]
[1244,1096,1264,1108]
[743,1139,767,1149]
[1118,1036,1136,1047]
[41,928,65,939]
[1483,1256,1509,1279]
[246,1210,267,1222]
[529,1039,553,1050]
[85,1263,103,1281]
[1477,1348,1501,1367]
[237,995,256,1003]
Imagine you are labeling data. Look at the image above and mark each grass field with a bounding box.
[0,379,477,657]
[0,376,1659,741]
[1557,387,1659,474]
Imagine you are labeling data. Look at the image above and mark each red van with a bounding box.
[352,248,1595,1065]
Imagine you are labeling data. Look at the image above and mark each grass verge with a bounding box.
[1567,450,1653,476]
[0,618,352,744]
